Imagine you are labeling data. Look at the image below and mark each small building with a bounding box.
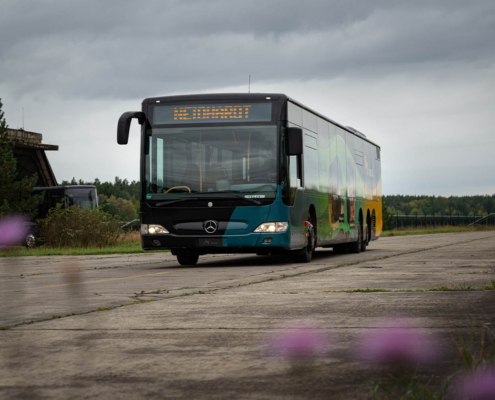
[7,128,58,187]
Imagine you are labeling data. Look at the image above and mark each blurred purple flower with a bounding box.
[0,216,28,246]
[358,320,439,366]
[267,321,329,359]
[460,369,495,400]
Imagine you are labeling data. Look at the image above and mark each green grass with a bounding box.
[334,287,393,293]
[0,242,167,257]
[481,278,495,290]
[323,280,495,293]
[427,283,474,291]
[382,226,495,237]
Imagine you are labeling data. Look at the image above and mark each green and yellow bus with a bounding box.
[117,93,382,265]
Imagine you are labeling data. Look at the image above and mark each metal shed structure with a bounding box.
[7,128,58,187]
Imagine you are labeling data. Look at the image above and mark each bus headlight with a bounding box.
[253,222,288,233]
[141,224,169,234]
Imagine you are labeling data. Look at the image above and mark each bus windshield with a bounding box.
[146,125,277,200]
[66,188,98,210]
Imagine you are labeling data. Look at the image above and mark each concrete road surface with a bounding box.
[1,231,494,399]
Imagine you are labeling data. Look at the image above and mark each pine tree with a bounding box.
[0,98,43,218]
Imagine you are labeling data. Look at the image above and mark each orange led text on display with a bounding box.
[173,105,251,121]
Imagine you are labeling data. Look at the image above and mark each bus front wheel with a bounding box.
[292,221,315,263]
[176,253,199,266]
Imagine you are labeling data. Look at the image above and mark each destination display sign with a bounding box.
[153,103,272,125]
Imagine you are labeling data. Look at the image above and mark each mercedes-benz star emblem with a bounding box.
[204,220,218,234]
[208,202,213,208]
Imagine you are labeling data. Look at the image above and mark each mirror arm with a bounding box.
[117,111,145,145]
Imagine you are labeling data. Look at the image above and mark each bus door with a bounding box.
[330,128,346,237]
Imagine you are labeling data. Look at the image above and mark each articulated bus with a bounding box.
[117,94,382,265]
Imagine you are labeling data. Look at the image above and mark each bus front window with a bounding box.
[146,125,277,199]
[66,188,97,210]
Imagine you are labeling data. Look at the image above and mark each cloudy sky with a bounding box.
[1,0,494,196]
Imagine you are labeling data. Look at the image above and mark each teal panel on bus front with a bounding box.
[224,205,270,235]
[222,234,261,247]
[254,230,291,247]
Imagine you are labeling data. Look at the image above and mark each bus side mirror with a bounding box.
[117,111,145,145]
[287,127,303,156]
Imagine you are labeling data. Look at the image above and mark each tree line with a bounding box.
[61,177,495,222]
[383,194,495,217]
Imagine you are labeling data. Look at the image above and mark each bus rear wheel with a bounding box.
[361,227,367,252]
[176,253,199,266]
[349,222,362,254]
[293,221,315,263]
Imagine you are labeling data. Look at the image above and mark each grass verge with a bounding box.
[382,226,495,237]
[2,226,493,257]
[0,241,166,257]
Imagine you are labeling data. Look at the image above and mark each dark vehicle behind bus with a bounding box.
[23,185,98,247]
[32,185,98,219]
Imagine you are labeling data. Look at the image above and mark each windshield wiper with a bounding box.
[155,198,199,207]
[202,191,263,206]
[154,192,263,207]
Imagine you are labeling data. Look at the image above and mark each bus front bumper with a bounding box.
[141,231,291,253]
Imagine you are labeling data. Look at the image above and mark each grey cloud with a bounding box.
[1,0,495,101]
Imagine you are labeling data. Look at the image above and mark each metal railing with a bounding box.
[393,213,495,229]
[467,213,495,227]
[121,219,140,230]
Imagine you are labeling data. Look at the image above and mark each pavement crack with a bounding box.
[1,234,492,331]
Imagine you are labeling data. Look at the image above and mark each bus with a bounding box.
[32,185,98,219]
[22,185,98,247]
[117,93,382,265]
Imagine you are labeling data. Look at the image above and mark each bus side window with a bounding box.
[289,155,302,187]
[49,191,64,209]
[288,154,302,207]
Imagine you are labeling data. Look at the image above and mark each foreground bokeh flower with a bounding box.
[0,216,27,246]
[267,321,329,359]
[459,368,495,400]
[358,320,439,366]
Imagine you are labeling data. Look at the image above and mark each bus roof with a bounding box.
[32,185,96,191]
[143,93,380,148]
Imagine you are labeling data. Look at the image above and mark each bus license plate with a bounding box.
[198,238,223,247]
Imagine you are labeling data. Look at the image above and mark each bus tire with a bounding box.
[292,221,315,263]
[349,222,362,254]
[176,253,199,266]
[24,232,36,248]
[361,227,367,252]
